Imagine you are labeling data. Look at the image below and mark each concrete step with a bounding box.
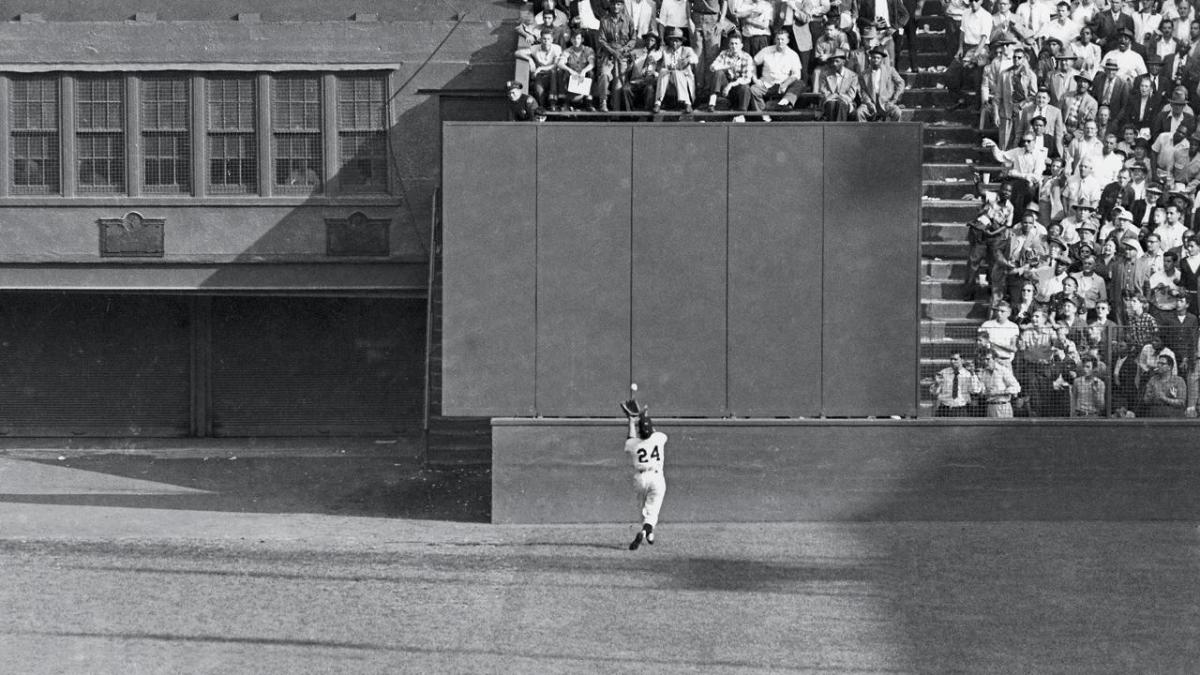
[923,279,974,299]
[924,240,970,258]
[913,51,955,69]
[922,257,968,280]
[922,198,980,222]
[921,220,970,242]
[923,123,983,144]
[921,318,984,341]
[923,298,989,320]
[905,70,956,88]
[911,33,950,52]
[924,143,990,162]
[902,87,955,108]
[922,162,1003,181]
[922,181,999,199]
[908,107,979,125]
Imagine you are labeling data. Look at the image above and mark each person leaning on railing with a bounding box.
[977,349,1023,417]
[1142,352,1188,416]
[505,80,543,121]
[930,352,983,417]
[1071,354,1107,416]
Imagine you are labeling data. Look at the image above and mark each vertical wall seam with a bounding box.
[820,126,826,418]
[725,126,731,418]
[629,127,635,393]
[533,125,539,417]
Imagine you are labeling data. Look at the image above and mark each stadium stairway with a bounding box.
[909,4,1004,416]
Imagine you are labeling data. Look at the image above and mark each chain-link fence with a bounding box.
[920,323,1200,418]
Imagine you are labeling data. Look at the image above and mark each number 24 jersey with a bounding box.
[624,431,667,471]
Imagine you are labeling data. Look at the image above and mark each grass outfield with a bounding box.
[1,516,1198,673]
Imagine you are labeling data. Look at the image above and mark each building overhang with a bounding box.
[0,263,428,296]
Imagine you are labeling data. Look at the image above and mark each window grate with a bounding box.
[272,75,321,192]
[10,76,60,194]
[76,76,125,193]
[141,76,190,193]
[207,76,256,194]
[336,74,387,193]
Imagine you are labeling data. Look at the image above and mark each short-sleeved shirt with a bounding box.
[755,45,804,87]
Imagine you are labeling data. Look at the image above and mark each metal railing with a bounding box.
[920,322,1200,419]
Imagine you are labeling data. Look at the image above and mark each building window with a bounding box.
[10,76,60,194]
[141,76,191,193]
[207,76,256,194]
[271,75,321,193]
[336,75,387,193]
[76,76,125,193]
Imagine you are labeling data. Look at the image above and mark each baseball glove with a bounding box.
[620,399,643,417]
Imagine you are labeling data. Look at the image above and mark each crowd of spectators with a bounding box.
[939,0,1200,418]
[507,0,917,121]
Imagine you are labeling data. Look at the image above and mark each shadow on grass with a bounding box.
[0,454,490,521]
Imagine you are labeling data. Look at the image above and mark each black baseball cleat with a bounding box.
[643,523,654,544]
[629,530,644,550]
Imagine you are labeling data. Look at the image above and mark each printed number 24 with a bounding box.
[637,447,661,462]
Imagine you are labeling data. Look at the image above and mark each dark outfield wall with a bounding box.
[493,419,1200,523]
[441,122,922,419]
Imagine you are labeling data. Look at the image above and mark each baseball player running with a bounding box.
[621,397,667,551]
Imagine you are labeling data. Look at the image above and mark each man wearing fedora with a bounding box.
[1047,52,1080,105]
[1150,86,1195,140]
[1135,54,1169,103]
[624,32,664,110]
[817,50,860,120]
[651,27,699,112]
[1091,59,1130,116]
[856,44,905,121]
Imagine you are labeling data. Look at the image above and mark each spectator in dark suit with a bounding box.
[1159,285,1199,373]
[1135,55,1170,102]
[1120,76,1161,132]
[1150,87,1196,139]
[1099,167,1136,222]
[850,0,910,62]
[1091,0,1137,53]
[1092,59,1131,114]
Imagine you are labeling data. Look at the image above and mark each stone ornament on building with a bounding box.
[98,211,165,257]
[325,211,390,257]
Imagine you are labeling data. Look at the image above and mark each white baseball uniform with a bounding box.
[624,430,667,527]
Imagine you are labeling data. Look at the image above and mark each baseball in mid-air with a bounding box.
[630,383,638,392]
